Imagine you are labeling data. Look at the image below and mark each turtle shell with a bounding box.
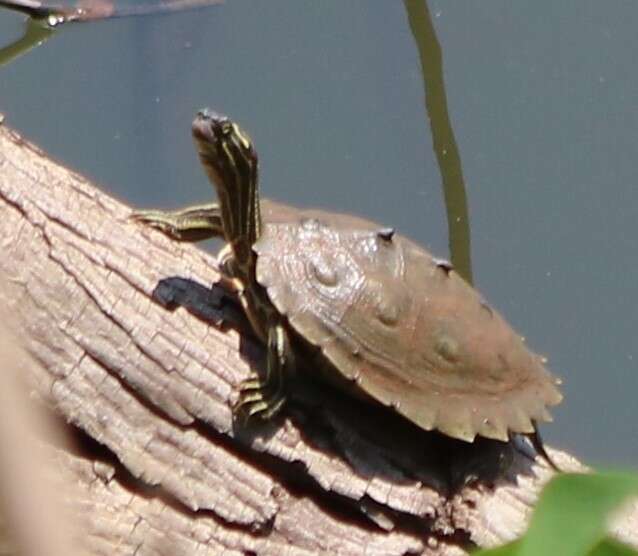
[254,201,563,442]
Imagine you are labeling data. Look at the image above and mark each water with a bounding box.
[1,0,636,467]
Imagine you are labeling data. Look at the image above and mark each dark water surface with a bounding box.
[1,1,636,466]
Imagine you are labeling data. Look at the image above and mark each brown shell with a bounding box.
[254,201,563,442]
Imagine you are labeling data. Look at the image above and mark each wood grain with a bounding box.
[0,118,635,555]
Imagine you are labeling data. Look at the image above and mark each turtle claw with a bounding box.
[258,396,286,420]
[234,374,287,423]
[238,378,263,392]
[233,322,291,423]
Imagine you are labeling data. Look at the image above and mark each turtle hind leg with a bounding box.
[234,323,292,423]
[131,202,224,242]
[529,420,560,472]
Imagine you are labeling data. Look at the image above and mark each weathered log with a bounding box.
[0,117,635,555]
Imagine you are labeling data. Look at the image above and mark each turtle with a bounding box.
[133,109,563,468]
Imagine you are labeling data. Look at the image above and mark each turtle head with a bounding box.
[192,109,257,184]
[192,109,262,272]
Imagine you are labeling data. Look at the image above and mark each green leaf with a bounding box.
[473,471,638,556]
[588,538,638,556]
[473,540,520,556]
[520,472,638,556]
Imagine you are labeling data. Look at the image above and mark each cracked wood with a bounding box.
[0,119,636,555]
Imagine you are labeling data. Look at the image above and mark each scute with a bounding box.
[254,201,562,442]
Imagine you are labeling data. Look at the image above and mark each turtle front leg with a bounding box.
[235,322,293,421]
[131,203,224,242]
